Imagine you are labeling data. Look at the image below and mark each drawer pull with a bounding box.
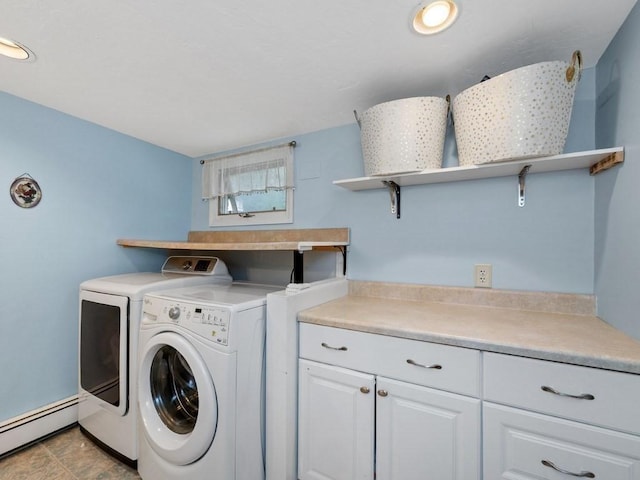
[320,342,348,351]
[360,387,370,394]
[541,460,595,478]
[377,389,388,397]
[406,359,442,370]
[541,385,595,400]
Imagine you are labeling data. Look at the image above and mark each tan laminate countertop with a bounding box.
[298,294,640,375]
[117,227,349,252]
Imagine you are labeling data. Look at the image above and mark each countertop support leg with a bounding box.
[293,251,304,283]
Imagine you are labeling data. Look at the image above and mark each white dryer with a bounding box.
[137,283,282,480]
[78,256,232,466]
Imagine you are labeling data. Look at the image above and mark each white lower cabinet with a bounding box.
[298,324,640,480]
[375,377,480,480]
[298,323,481,480]
[483,352,640,480]
[297,359,375,480]
[484,403,640,479]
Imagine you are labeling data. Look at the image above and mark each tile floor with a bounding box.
[0,426,140,480]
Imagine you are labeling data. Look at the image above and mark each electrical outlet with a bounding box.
[474,264,492,288]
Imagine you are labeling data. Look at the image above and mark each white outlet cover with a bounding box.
[474,264,492,288]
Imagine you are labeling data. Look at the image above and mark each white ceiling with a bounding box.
[1,0,637,157]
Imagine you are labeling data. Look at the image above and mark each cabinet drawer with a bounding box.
[299,323,480,397]
[484,352,640,434]
[484,403,640,480]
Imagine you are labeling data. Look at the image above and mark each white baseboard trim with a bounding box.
[0,396,78,457]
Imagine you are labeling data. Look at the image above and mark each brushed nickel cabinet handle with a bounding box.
[541,385,595,400]
[321,342,347,351]
[360,387,370,394]
[541,460,595,478]
[377,389,388,397]
[406,359,442,369]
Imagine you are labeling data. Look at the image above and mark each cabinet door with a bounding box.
[298,359,375,480]
[484,402,640,480]
[375,377,481,480]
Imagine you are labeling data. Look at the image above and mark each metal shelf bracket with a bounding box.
[382,180,401,219]
[518,165,532,207]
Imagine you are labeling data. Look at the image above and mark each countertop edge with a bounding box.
[298,298,640,375]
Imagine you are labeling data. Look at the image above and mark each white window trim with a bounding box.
[202,142,295,227]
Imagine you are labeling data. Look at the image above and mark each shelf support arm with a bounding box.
[382,180,401,219]
[518,165,532,207]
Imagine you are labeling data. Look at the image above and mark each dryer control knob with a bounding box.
[168,306,181,320]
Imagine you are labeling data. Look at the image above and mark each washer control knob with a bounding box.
[168,306,181,320]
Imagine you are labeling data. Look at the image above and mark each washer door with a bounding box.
[139,331,218,465]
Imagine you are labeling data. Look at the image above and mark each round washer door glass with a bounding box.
[151,346,199,434]
[139,331,218,466]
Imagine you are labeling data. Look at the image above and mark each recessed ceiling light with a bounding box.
[412,0,459,35]
[0,37,35,61]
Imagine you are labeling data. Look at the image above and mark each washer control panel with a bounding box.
[142,296,231,346]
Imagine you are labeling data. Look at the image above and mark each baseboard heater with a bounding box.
[0,395,78,458]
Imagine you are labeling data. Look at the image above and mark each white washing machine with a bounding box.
[78,256,232,466]
[137,282,282,480]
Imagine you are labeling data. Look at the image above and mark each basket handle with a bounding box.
[566,50,583,83]
[353,110,361,129]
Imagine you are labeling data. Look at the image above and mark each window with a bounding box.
[202,142,295,226]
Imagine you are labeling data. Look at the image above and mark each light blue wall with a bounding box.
[594,2,640,339]
[192,69,596,294]
[0,92,191,422]
[0,49,612,425]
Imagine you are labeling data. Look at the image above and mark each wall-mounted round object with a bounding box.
[10,174,42,208]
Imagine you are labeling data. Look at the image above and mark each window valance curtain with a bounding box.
[202,143,294,200]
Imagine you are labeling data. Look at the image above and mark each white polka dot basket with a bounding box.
[357,96,450,176]
[452,50,582,166]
